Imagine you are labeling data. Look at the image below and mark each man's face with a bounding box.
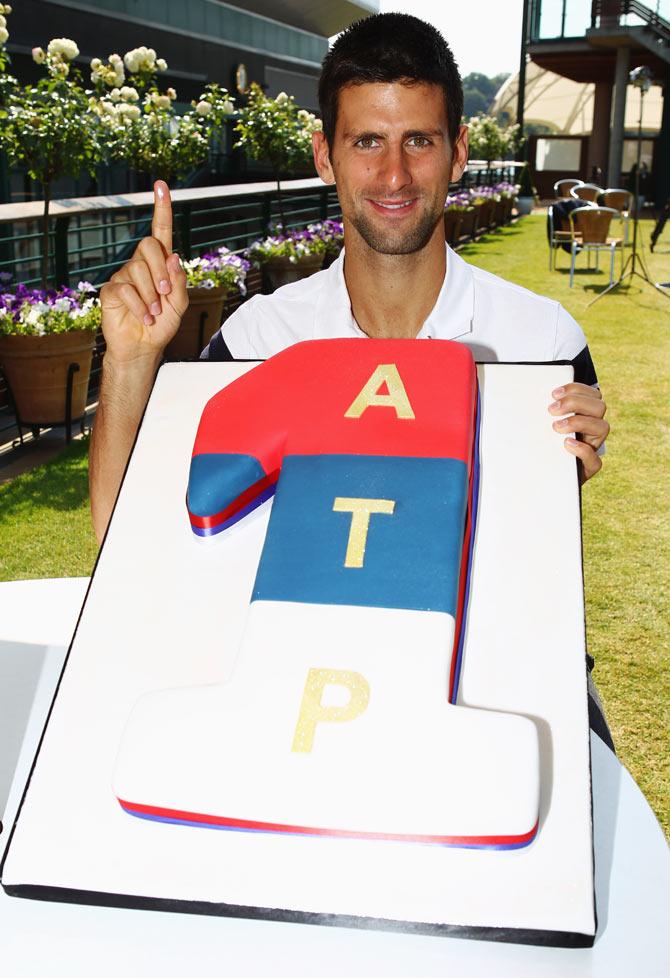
[313,81,468,255]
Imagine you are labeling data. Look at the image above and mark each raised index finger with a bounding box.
[152,180,172,254]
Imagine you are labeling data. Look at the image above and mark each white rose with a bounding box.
[276,91,289,105]
[114,63,125,84]
[155,94,170,110]
[48,37,79,60]
[32,46,46,64]
[109,53,122,64]
[110,88,121,102]
[120,85,139,102]
[147,48,156,61]
[90,57,101,69]
[156,58,167,71]
[167,87,176,100]
[0,14,6,27]
[125,104,141,120]
[195,100,211,116]
[222,99,235,114]
[0,26,8,44]
[123,50,139,72]
[3,5,12,13]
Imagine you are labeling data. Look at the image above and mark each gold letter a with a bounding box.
[344,363,415,420]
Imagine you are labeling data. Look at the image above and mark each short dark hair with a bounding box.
[318,13,463,147]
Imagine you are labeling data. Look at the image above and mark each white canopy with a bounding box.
[491,61,663,135]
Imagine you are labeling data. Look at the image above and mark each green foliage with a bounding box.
[462,72,509,118]
[467,113,519,164]
[0,37,100,187]
[234,83,320,174]
[92,80,235,183]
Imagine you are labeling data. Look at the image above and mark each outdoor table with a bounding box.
[1,578,668,977]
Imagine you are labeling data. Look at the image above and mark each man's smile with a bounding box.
[367,197,419,216]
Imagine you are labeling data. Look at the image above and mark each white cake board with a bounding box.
[0,360,594,946]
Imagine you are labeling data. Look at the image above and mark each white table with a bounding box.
[1,578,668,977]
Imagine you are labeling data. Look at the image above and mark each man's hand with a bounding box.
[99,180,188,363]
[91,181,189,544]
[549,383,609,483]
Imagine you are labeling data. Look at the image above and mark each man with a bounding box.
[91,11,611,745]
[91,14,608,543]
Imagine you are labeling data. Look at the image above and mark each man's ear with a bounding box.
[313,130,335,185]
[449,124,469,183]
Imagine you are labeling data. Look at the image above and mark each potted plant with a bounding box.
[516,165,536,216]
[0,24,102,290]
[444,193,473,246]
[165,248,250,359]
[494,181,519,224]
[246,228,327,292]
[0,281,100,431]
[89,47,235,187]
[234,83,321,231]
[307,219,344,268]
[470,187,496,235]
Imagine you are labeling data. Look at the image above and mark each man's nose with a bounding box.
[378,144,412,193]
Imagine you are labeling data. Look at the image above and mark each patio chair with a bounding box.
[601,188,633,244]
[567,206,622,288]
[570,183,603,203]
[547,199,593,270]
[554,178,583,198]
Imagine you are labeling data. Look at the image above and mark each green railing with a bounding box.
[0,177,337,289]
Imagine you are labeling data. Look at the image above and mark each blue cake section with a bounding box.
[187,452,265,518]
[252,454,468,615]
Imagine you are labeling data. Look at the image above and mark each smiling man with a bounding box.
[91,11,612,746]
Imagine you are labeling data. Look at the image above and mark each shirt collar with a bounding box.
[314,244,474,341]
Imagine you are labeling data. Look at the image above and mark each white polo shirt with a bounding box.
[203,245,598,386]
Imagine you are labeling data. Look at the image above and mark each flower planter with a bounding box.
[457,208,477,242]
[516,196,534,216]
[493,199,507,226]
[164,286,228,360]
[443,210,463,248]
[264,254,324,292]
[0,330,95,431]
[474,199,495,234]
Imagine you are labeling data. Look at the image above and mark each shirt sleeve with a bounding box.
[553,304,599,386]
[200,299,261,360]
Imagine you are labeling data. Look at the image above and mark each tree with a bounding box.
[234,83,321,229]
[88,48,235,184]
[462,72,510,120]
[0,28,101,289]
[467,114,519,166]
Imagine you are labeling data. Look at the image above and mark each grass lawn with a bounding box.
[1,213,668,832]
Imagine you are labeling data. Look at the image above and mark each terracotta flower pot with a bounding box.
[0,329,95,425]
[164,286,228,360]
[264,253,324,292]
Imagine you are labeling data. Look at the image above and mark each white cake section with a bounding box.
[114,602,539,839]
[1,361,594,939]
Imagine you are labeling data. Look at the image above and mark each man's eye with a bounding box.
[408,136,431,148]
[356,136,378,149]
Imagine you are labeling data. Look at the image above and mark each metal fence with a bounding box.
[0,163,523,447]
